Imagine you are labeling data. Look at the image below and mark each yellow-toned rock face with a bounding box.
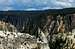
[0,21,17,32]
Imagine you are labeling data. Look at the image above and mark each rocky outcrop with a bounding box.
[0,29,50,49]
[0,8,75,49]
[0,8,75,34]
[0,31,36,49]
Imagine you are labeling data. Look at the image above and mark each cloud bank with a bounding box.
[0,0,75,10]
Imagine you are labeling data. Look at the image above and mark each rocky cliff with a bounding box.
[0,8,75,49]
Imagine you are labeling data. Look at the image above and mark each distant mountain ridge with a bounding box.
[0,8,75,16]
[0,7,74,36]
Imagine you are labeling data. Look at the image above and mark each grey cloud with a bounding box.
[0,0,75,10]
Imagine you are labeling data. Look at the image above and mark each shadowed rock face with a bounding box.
[0,16,40,36]
[0,14,72,35]
[0,15,47,36]
[71,14,75,29]
[0,8,75,49]
[0,8,75,36]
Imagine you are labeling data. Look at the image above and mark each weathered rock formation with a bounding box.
[0,8,75,49]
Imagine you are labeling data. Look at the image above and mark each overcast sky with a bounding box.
[0,0,75,10]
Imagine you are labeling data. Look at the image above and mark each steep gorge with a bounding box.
[0,8,75,49]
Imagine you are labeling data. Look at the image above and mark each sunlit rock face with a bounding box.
[0,20,17,32]
[0,9,75,49]
[0,30,50,49]
[0,31,38,49]
[0,28,75,49]
[0,8,74,36]
[0,20,50,49]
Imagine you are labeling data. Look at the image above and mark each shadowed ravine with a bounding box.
[0,8,75,49]
[0,8,74,34]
